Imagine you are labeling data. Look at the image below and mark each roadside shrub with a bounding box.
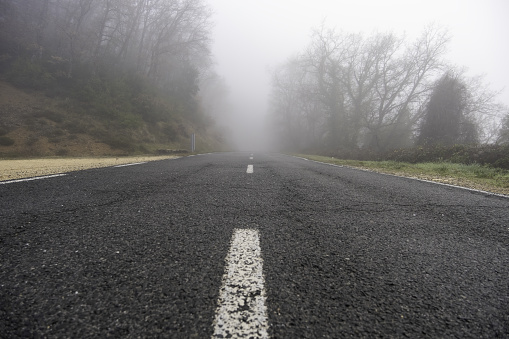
[101,133,136,152]
[63,120,89,134]
[118,112,144,129]
[55,148,68,156]
[89,127,108,139]
[25,135,39,146]
[161,122,178,141]
[138,144,150,154]
[323,144,509,170]
[178,123,189,138]
[383,144,509,169]
[7,58,54,89]
[133,93,169,123]
[39,109,64,123]
[0,136,15,146]
[74,76,135,122]
[327,148,381,161]
[493,157,509,169]
[44,128,65,139]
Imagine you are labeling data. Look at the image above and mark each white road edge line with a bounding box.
[247,165,254,173]
[114,162,148,168]
[0,173,67,184]
[212,228,269,339]
[291,155,509,199]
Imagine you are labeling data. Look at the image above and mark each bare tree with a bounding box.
[43,0,96,77]
[304,27,355,149]
[2,0,212,82]
[270,24,451,153]
[461,74,507,144]
[270,56,325,150]
[361,25,449,151]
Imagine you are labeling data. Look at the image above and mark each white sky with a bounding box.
[209,0,509,150]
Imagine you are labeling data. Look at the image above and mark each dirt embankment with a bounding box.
[0,155,179,181]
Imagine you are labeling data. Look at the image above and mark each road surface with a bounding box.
[1,153,508,337]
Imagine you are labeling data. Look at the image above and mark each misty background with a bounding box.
[0,0,508,156]
[210,0,509,151]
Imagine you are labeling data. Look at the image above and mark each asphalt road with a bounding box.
[1,152,508,338]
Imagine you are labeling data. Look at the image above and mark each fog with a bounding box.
[209,0,509,151]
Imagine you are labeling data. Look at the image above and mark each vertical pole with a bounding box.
[191,133,196,152]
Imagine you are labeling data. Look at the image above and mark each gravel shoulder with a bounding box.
[0,155,180,181]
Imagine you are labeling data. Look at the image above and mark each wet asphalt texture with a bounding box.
[1,152,508,338]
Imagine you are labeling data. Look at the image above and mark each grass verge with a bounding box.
[296,154,509,196]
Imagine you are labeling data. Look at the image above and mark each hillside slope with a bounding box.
[0,81,224,158]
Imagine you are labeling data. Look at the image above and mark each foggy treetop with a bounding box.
[269,26,508,152]
[0,0,213,88]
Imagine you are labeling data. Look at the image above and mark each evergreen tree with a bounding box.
[498,114,509,144]
[418,73,478,145]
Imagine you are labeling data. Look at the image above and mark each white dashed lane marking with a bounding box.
[247,165,254,173]
[212,229,269,338]
[0,174,67,185]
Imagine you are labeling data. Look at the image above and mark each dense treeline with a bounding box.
[0,0,221,153]
[269,25,509,156]
[0,0,211,84]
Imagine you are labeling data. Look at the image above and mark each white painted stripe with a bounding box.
[247,165,254,173]
[213,229,269,339]
[0,174,66,184]
[114,162,147,168]
[250,157,254,160]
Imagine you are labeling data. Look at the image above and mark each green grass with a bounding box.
[297,154,509,195]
